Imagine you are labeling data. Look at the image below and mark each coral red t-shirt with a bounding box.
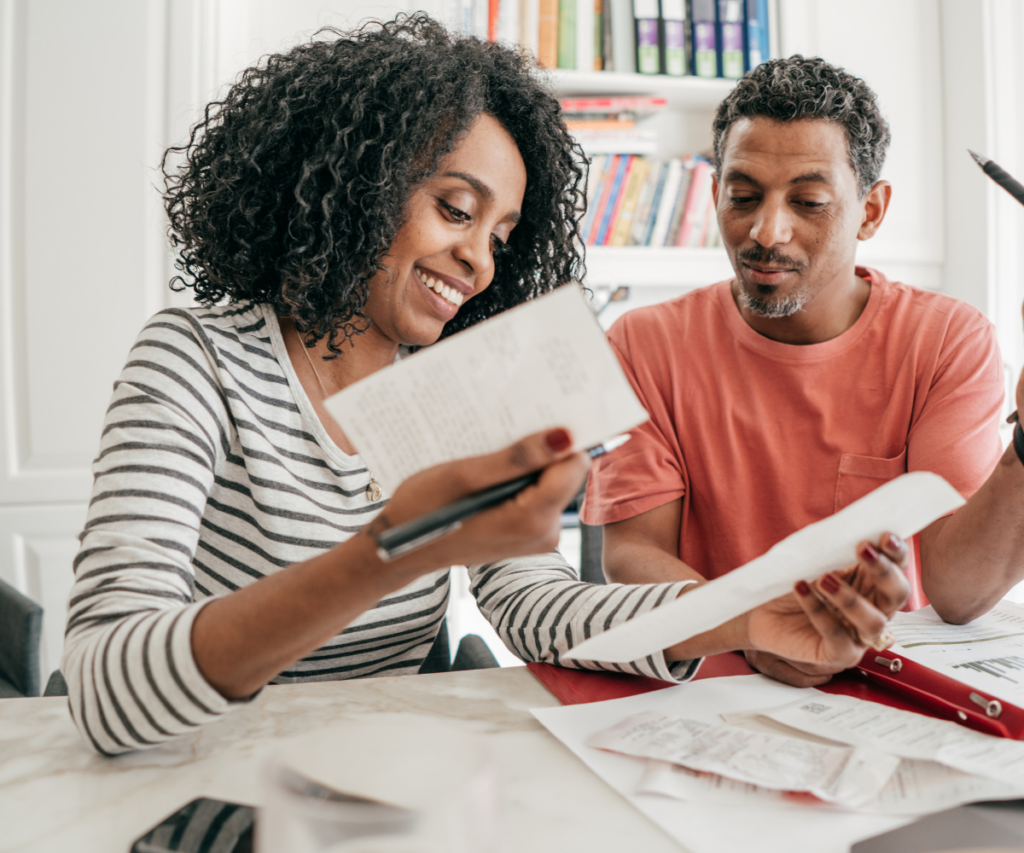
[582,268,1004,608]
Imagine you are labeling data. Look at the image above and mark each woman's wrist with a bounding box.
[663,584,751,661]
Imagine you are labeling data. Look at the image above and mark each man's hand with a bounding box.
[744,531,910,687]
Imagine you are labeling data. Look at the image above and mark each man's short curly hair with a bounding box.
[712,55,890,197]
[161,14,584,351]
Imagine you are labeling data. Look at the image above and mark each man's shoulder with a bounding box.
[608,280,732,343]
[866,268,994,343]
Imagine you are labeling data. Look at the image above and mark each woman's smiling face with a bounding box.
[362,112,527,348]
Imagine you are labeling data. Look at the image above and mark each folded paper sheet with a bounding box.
[587,711,899,806]
[323,285,648,494]
[564,472,964,664]
[531,675,913,853]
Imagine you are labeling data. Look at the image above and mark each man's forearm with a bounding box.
[602,534,706,585]
[921,443,1024,623]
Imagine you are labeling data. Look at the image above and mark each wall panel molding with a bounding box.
[0,0,178,505]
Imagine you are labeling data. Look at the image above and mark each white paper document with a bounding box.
[323,285,648,493]
[532,675,914,853]
[732,692,1024,787]
[564,472,964,663]
[587,711,898,806]
[639,755,1024,817]
[886,600,1024,705]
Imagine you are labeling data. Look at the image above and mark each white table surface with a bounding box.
[0,666,684,853]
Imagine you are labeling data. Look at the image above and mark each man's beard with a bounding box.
[734,246,808,318]
[736,281,808,318]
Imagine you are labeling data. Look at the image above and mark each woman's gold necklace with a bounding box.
[296,330,383,502]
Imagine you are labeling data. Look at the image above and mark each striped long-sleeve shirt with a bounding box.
[63,302,698,755]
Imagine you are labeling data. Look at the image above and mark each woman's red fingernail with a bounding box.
[861,543,880,562]
[545,428,571,453]
[887,533,904,551]
[820,573,840,594]
[795,580,811,596]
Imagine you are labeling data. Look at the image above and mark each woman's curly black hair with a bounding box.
[162,14,585,352]
[712,55,890,197]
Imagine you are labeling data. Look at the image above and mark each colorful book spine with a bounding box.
[663,163,692,245]
[717,0,744,78]
[498,0,521,43]
[558,0,578,68]
[609,0,636,74]
[602,0,614,69]
[578,154,607,244]
[521,0,541,57]
[566,118,637,130]
[489,0,500,40]
[586,154,621,245]
[609,157,650,246]
[660,0,688,76]
[744,0,769,71]
[576,0,595,70]
[648,158,685,246]
[473,0,490,39]
[537,0,559,66]
[633,0,660,74]
[676,158,712,246]
[627,160,663,245]
[690,0,717,77]
[594,0,604,69]
[596,155,634,245]
[637,161,671,245]
[560,95,667,113]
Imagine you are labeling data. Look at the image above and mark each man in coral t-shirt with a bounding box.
[582,56,1024,687]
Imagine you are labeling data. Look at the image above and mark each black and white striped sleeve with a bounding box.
[468,554,702,681]
[62,312,243,756]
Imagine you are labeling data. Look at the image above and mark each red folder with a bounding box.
[527,650,1024,739]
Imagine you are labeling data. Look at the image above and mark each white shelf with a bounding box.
[582,246,733,287]
[545,70,737,110]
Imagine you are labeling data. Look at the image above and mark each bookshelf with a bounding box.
[550,70,737,288]
[546,69,736,108]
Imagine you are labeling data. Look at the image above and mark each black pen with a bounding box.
[969,149,1024,208]
[970,152,1024,428]
[375,434,632,561]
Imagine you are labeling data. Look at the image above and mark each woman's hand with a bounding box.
[742,531,911,687]
[194,426,587,700]
[368,426,589,581]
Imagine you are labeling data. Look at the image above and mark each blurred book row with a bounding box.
[582,154,720,248]
[445,0,772,78]
[563,94,665,155]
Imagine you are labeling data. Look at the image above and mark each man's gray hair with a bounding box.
[712,55,891,197]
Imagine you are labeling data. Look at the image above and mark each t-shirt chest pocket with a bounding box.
[834,448,908,513]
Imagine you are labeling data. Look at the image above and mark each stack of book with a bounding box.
[446,0,772,78]
[581,154,720,248]
[562,95,665,155]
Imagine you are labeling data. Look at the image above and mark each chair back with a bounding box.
[0,577,43,697]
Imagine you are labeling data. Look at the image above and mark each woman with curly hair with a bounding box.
[63,16,906,756]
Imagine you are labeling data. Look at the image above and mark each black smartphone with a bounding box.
[129,797,255,853]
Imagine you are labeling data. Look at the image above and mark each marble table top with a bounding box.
[0,665,684,853]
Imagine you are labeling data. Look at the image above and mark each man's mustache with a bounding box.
[737,246,806,271]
